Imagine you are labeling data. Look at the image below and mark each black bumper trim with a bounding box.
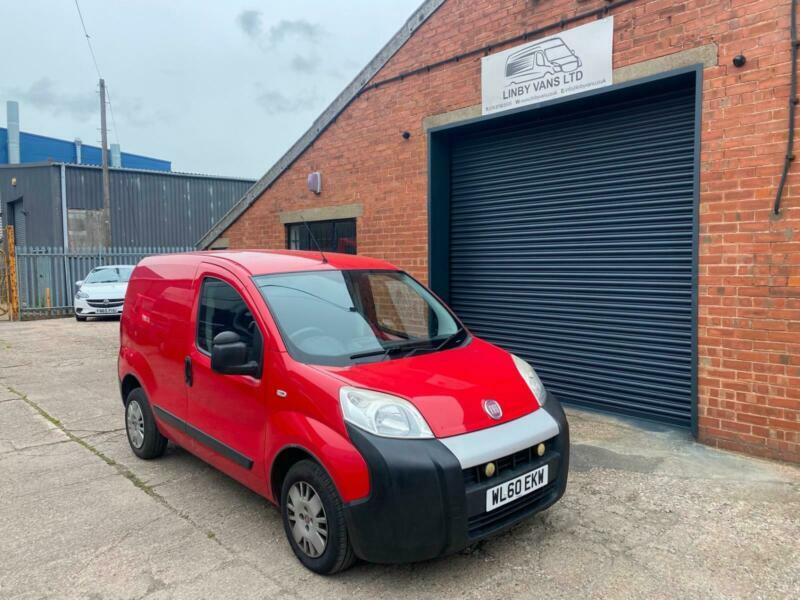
[342,392,569,564]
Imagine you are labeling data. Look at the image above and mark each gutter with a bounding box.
[60,164,71,298]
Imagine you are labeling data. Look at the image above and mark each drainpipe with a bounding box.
[110,143,121,168]
[6,101,20,164]
[774,0,798,215]
[60,164,71,303]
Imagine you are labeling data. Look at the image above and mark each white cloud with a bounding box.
[256,89,320,115]
[236,9,262,39]
[5,78,97,122]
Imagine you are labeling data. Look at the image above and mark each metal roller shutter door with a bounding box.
[448,84,696,427]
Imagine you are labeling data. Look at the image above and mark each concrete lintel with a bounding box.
[279,203,363,225]
[423,44,718,132]
[613,44,717,84]
[423,105,482,132]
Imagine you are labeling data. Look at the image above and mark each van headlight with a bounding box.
[511,354,546,406]
[75,290,89,299]
[339,386,433,439]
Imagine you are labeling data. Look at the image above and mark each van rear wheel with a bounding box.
[125,388,167,459]
[280,460,356,574]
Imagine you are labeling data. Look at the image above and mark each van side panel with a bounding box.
[120,255,197,444]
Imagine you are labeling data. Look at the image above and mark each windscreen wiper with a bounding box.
[431,328,466,353]
[351,329,466,361]
[356,329,466,362]
[350,344,412,361]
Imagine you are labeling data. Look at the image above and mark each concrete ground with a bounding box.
[0,319,798,600]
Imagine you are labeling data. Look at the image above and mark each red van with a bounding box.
[118,250,569,573]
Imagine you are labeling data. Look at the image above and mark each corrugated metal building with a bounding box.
[0,162,254,247]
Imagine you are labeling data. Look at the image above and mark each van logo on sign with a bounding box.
[503,37,583,91]
[482,399,503,420]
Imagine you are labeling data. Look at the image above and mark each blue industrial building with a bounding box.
[1,101,170,171]
[0,128,171,171]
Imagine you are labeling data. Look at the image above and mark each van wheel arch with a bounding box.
[120,374,142,406]
[270,446,332,505]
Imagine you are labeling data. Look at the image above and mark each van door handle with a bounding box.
[184,356,193,387]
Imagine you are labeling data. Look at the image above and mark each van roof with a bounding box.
[92,264,136,269]
[142,250,399,277]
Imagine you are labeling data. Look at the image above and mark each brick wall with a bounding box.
[221,0,800,463]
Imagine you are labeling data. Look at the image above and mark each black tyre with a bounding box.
[125,388,167,459]
[75,314,87,322]
[281,460,356,574]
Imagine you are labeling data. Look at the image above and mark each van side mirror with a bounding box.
[211,331,260,377]
[75,280,84,287]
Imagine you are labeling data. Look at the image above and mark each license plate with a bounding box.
[486,464,549,512]
[96,307,117,314]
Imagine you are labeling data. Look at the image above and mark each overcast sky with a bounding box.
[0,1,420,179]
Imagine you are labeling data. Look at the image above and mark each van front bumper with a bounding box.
[343,393,569,564]
[74,297,124,316]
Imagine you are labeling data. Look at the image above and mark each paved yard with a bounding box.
[0,319,798,599]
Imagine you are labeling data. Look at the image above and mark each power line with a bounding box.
[73,0,121,146]
[73,0,102,79]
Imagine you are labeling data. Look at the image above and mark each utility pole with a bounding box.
[99,78,111,247]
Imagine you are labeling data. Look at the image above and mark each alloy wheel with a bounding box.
[126,400,145,449]
[286,481,328,558]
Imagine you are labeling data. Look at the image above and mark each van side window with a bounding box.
[197,277,262,364]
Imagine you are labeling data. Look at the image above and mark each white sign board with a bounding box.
[481,17,614,115]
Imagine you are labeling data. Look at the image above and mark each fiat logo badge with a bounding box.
[482,399,503,420]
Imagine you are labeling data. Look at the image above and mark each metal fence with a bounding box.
[15,246,193,318]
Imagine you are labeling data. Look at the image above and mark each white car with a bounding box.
[74,265,135,321]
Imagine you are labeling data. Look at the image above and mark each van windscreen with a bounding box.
[254,270,463,366]
[84,266,133,284]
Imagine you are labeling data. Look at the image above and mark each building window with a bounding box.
[286,218,356,254]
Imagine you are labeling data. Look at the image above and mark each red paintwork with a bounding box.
[314,338,541,438]
[118,250,538,504]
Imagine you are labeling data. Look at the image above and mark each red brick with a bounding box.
[218,0,800,463]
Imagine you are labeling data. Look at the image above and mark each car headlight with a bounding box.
[75,290,89,299]
[511,354,546,406]
[339,386,433,439]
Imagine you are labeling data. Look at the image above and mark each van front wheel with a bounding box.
[280,460,356,574]
[125,388,167,459]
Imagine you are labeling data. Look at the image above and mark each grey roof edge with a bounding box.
[196,0,447,249]
[0,161,56,170]
[0,160,256,182]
